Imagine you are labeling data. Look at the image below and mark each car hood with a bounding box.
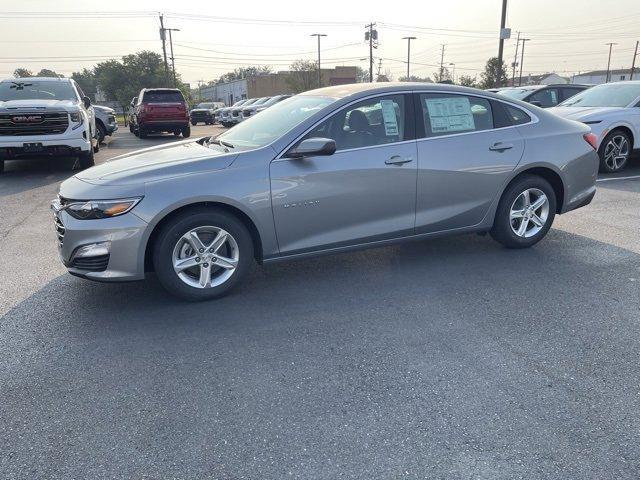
[75,139,238,186]
[93,105,114,113]
[0,99,80,112]
[548,106,627,121]
[191,108,212,113]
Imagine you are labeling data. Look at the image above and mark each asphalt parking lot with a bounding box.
[1,126,640,479]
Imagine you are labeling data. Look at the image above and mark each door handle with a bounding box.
[385,155,413,165]
[489,142,514,152]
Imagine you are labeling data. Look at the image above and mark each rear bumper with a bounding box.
[139,120,188,130]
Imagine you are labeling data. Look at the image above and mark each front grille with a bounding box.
[71,254,110,272]
[53,213,65,246]
[232,111,239,117]
[0,112,69,136]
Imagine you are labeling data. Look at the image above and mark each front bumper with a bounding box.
[51,202,148,282]
[105,119,118,135]
[0,133,92,158]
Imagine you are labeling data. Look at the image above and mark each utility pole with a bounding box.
[311,33,327,88]
[449,63,456,83]
[377,58,383,80]
[511,31,521,86]
[518,38,530,86]
[365,23,377,82]
[496,0,508,87]
[166,28,180,87]
[631,40,639,80]
[402,36,417,80]
[158,14,169,86]
[605,42,618,83]
[439,44,446,82]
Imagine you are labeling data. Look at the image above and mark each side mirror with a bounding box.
[287,137,336,158]
[529,100,542,107]
[83,96,91,108]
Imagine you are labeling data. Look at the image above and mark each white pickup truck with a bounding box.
[0,77,98,173]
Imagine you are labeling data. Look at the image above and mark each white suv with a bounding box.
[0,77,97,173]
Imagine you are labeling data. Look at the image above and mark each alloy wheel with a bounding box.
[172,226,239,288]
[509,188,550,238]
[603,134,630,171]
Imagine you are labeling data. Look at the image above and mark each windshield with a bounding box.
[218,95,336,149]
[143,90,184,103]
[0,81,77,102]
[195,103,214,109]
[495,88,536,100]
[559,83,640,107]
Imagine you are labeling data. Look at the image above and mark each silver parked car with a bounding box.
[52,83,598,300]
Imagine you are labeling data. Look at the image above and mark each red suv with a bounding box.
[133,88,190,138]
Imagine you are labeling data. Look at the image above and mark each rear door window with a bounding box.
[418,93,494,138]
[560,87,585,102]
[143,90,185,103]
[527,88,560,107]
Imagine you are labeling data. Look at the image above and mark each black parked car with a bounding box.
[190,102,225,125]
[492,84,591,108]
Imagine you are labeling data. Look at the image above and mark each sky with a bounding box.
[1,0,639,85]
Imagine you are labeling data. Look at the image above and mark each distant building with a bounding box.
[571,68,635,85]
[196,66,358,105]
[508,73,568,86]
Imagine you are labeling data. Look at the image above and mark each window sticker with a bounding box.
[425,97,475,133]
[380,99,399,136]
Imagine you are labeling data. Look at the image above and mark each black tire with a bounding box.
[490,174,556,249]
[598,129,631,173]
[78,148,95,169]
[191,121,197,126]
[153,208,254,301]
[96,122,106,145]
[173,130,181,136]
[93,131,100,153]
[181,125,191,138]
[0,160,4,174]
[129,123,134,133]
[139,126,148,139]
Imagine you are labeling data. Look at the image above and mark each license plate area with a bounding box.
[23,142,44,153]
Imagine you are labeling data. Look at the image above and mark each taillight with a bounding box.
[583,133,598,150]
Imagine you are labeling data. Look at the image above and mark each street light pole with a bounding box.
[496,0,508,88]
[402,36,417,80]
[605,42,618,83]
[518,38,530,86]
[310,33,327,88]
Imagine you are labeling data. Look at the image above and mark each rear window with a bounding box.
[142,90,185,103]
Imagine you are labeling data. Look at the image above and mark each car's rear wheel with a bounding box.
[490,174,556,249]
[181,125,191,138]
[139,127,148,139]
[191,121,197,126]
[598,129,631,173]
[153,209,254,301]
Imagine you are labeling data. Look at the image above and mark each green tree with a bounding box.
[398,75,432,82]
[286,59,316,93]
[37,69,63,78]
[479,57,508,89]
[217,65,272,84]
[433,66,452,83]
[71,68,97,99]
[355,66,370,83]
[13,68,33,78]
[458,74,478,88]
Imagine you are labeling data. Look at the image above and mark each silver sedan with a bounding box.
[52,83,599,300]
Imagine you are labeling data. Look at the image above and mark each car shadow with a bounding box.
[2,228,640,478]
[0,156,79,197]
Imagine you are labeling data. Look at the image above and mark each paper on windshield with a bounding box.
[425,97,475,133]
[380,99,399,136]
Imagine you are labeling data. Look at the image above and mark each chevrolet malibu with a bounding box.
[52,83,599,300]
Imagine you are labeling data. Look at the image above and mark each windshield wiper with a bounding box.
[209,138,234,149]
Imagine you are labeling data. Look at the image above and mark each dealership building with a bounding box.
[197,66,358,105]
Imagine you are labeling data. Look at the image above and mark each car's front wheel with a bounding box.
[490,174,556,248]
[181,125,191,138]
[96,122,106,145]
[153,209,254,301]
[598,129,631,173]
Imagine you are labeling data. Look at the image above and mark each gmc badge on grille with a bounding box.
[12,115,43,123]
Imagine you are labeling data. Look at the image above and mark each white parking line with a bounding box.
[596,174,640,183]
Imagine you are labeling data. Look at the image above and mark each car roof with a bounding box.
[1,76,71,83]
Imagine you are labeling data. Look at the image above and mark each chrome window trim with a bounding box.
[274,91,414,161]
[275,89,539,161]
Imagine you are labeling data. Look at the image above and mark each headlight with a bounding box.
[70,112,84,130]
[65,197,142,220]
